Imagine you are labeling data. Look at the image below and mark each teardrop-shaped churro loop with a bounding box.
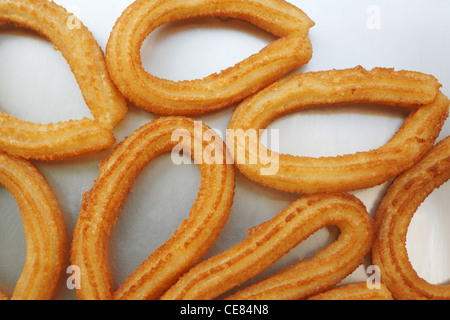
[162,193,374,300]
[227,66,449,194]
[0,152,66,300]
[105,0,314,116]
[373,136,450,300]
[0,0,127,160]
[71,117,235,300]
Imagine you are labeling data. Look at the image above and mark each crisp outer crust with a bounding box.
[161,193,374,300]
[105,0,314,115]
[70,117,235,300]
[0,0,127,160]
[0,152,66,300]
[307,282,394,300]
[372,136,450,300]
[227,66,449,194]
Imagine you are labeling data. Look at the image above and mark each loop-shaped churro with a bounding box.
[227,66,449,194]
[0,152,66,300]
[71,117,235,300]
[0,0,127,160]
[307,282,394,300]
[162,193,374,300]
[373,136,450,300]
[106,0,314,116]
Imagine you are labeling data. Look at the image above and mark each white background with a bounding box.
[0,0,448,300]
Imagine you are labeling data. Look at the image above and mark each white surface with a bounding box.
[0,0,449,300]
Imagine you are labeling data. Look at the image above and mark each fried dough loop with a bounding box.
[0,0,127,160]
[0,152,66,300]
[71,117,235,300]
[105,0,314,116]
[227,66,450,194]
[373,136,450,300]
[162,193,374,300]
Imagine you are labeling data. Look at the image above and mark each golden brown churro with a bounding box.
[162,193,374,300]
[0,0,127,160]
[0,152,66,300]
[71,117,235,300]
[106,0,314,115]
[227,66,449,194]
[373,136,450,300]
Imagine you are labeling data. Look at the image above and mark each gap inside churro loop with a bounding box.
[0,27,92,124]
[406,180,449,285]
[228,66,450,194]
[108,153,201,289]
[106,0,314,116]
[262,102,409,158]
[142,17,276,81]
[0,0,127,161]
